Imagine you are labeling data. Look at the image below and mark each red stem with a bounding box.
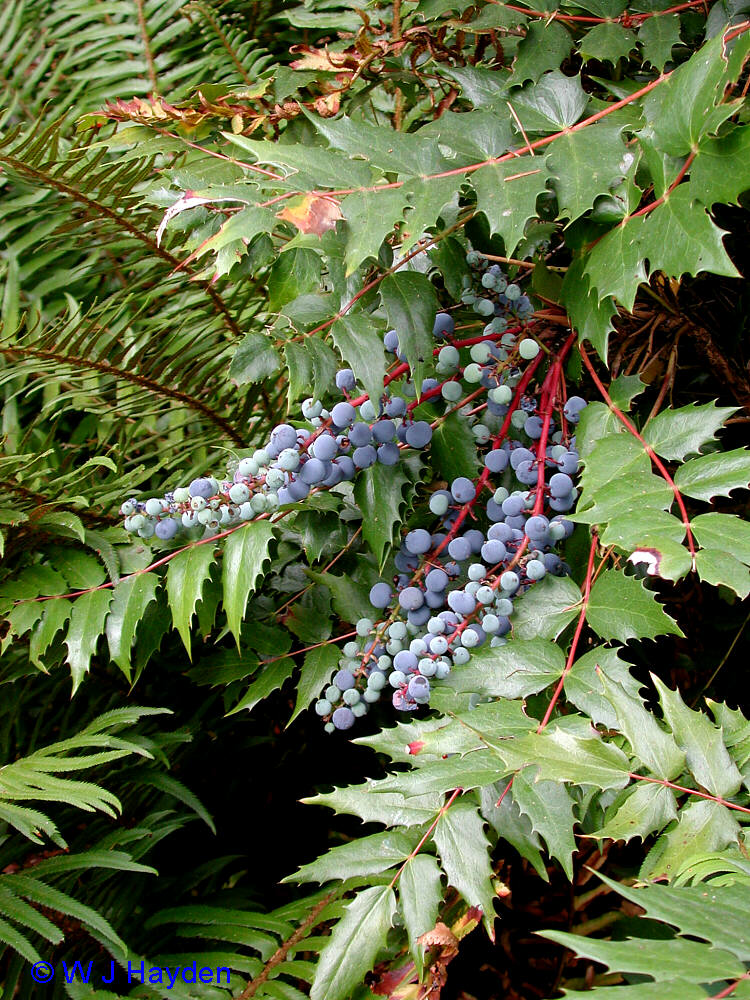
[628,773,750,816]
[579,343,696,568]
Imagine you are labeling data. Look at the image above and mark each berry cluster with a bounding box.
[120,251,587,732]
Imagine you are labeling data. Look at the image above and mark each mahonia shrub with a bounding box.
[0,0,749,998]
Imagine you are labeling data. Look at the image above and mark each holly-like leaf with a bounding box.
[29,599,72,670]
[288,829,418,884]
[512,770,577,879]
[540,927,745,982]
[509,575,581,640]
[380,272,437,391]
[593,782,678,843]
[354,460,415,567]
[546,118,633,221]
[267,248,322,312]
[284,340,314,406]
[307,337,340,402]
[643,30,750,156]
[227,657,296,716]
[510,70,589,133]
[64,590,113,693]
[511,20,572,84]
[488,728,631,791]
[166,545,216,658]
[442,638,564,699]
[401,176,459,253]
[480,784,548,880]
[640,799,740,882]
[695,548,750,599]
[564,645,642,730]
[341,187,409,276]
[674,447,750,501]
[472,161,549,255]
[638,14,681,71]
[599,672,686,780]
[399,855,443,975]
[311,886,396,1000]
[229,333,282,385]
[303,785,442,828]
[690,126,750,206]
[222,522,275,648]
[434,799,496,936]
[652,676,743,798]
[105,574,160,679]
[331,314,386,409]
[561,257,617,362]
[691,512,750,565]
[288,644,340,727]
[431,412,480,483]
[586,570,684,642]
[580,23,636,64]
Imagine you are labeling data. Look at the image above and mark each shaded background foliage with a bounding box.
[0,0,749,998]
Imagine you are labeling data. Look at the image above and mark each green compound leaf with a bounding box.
[592,782,678,844]
[288,829,419,885]
[511,20,572,84]
[642,401,736,461]
[512,770,577,879]
[227,657,296,716]
[690,126,750,206]
[267,248,322,312]
[643,29,750,156]
[510,70,589,133]
[431,412,480,483]
[638,13,681,71]
[640,799,741,882]
[288,644,340,728]
[509,574,581,640]
[340,187,409,277]
[354,459,415,567]
[222,521,275,648]
[229,332,282,386]
[480,784,548,881]
[166,544,216,658]
[434,798,496,936]
[331,313,386,413]
[64,590,113,693]
[380,271,437,392]
[310,885,396,1000]
[599,672,686,781]
[674,447,750,500]
[579,23,636,65]
[472,160,549,255]
[105,573,160,679]
[399,854,443,976]
[539,929,745,983]
[586,570,684,642]
[441,637,564,699]
[652,676,743,798]
[598,875,750,961]
[695,548,750,599]
[546,118,633,222]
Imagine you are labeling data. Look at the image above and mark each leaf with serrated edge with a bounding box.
[652,676,742,798]
[227,657,296,716]
[287,829,419,884]
[353,460,415,567]
[565,645,641,730]
[302,785,442,827]
[480,784,547,880]
[65,590,113,694]
[434,799,496,936]
[166,545,216,658]
[600,672,685,780]
[222,522,275,648]
[310,886,396,1000]
[399,855,442,975]
[586,570,684,642]
[510,575,581,640]
[640,799,740,882]
[642,401,736,461]
[592,782,678,843]
[539,928,744,982]
[674,447,750,501]
[512,770,577,879]
[442,638,564,699]
[288,644,340,727]
[472,161,549,255]
[487,728,630,790]
[691,512,750,566]
[331,314,386,416]
[696,548,750,599]
[105,574,160,679]
[380,272,437,392]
